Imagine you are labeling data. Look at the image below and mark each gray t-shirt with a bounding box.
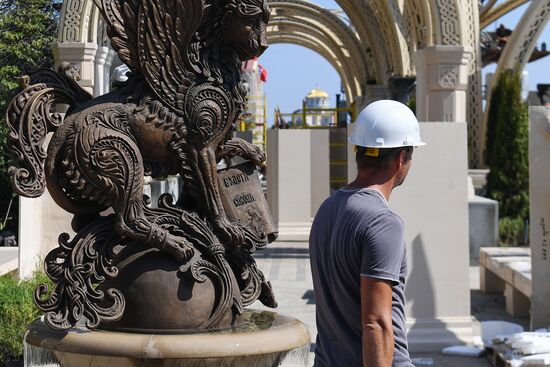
[309,188,412,367]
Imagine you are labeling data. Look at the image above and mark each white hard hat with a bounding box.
[349,100,426,148]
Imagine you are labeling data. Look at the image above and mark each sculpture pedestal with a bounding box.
[25,310,310,367]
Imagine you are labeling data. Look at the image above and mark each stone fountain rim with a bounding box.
[25,311,310,359]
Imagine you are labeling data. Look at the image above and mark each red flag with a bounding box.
[258,63,268,82]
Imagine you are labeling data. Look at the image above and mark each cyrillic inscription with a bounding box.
[223,173,250,188]
[233,193,256,207]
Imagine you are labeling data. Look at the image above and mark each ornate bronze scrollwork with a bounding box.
[5,0,274,331]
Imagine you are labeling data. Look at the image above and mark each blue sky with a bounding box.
[259,0,550,124]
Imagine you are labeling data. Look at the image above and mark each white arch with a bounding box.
[267,21,360,100]
[268,34,355,101]
[55,0,469,124]
[268,4,367,98]
[57,0,466,83]
[269,0,372,82]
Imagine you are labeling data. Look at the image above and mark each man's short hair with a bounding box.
[355,146,413,170]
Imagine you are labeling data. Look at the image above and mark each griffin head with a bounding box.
[213,0,271,60]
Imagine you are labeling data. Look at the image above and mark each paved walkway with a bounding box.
[251,240,527,367]
[0,246,18,276]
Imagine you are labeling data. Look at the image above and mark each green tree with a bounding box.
[485,69,529,246]
[0,0,61,229]
[0,272,52,364]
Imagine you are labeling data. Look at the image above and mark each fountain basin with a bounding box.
[24,310,310,367]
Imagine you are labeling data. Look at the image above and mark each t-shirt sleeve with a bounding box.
[360,210,404,285]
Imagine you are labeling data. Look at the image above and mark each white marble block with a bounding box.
[310,129,330,217]
[469,195,499,260]
[390,122,472,351]
[267,129,330,240]
[529,107,550,330]
[18,194,74,279]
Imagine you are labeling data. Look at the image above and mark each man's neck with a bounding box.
[344,170,395,201]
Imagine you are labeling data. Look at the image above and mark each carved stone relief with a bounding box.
[62,0,85,42]
[439,65,459,88]
[436,0,461,46]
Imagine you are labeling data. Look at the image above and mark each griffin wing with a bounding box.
[94,0,203,111]
[93,0,140,67]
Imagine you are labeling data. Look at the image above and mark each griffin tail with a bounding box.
[5,63,93,198]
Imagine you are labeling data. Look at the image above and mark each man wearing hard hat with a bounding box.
[309,100,425,367]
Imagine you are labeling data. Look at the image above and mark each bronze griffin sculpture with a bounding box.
[5,0,277,331]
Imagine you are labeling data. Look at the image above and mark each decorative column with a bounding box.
[415,46,471,122]
[52,42,98,94]
[94,46,110,96]
[103,48,117,94]
[386,46,473,351]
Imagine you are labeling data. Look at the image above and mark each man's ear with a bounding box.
[396,150,406,169]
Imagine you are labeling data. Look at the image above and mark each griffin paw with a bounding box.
[247,146,265,166]
[164,235,195,263]
[215,219,245,246]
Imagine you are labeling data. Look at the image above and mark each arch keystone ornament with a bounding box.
[6,0,278,331]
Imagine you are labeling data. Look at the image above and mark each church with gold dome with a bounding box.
[302,87,333,126]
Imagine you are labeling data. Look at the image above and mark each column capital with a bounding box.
[415,46,471,64]
[52,42,99,93]
[415,46,472,122]
[53,42,98,62]
[415,46,471,92]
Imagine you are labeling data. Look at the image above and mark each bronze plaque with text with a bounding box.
[218,161,277,242]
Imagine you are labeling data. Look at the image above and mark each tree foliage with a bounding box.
[485,69,529,246]
[0,0,61,227]
[0,272,52,363]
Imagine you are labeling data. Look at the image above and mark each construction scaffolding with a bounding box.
[274,104,355,129]
[238,94,268,152]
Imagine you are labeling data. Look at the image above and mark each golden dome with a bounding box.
[306,87,329,99]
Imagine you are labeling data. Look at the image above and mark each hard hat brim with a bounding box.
[348,137,427,148]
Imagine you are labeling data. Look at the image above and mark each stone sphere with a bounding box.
[99,242,235,332]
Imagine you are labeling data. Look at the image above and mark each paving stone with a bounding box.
[252,240,529,366]
[0,247,18,276]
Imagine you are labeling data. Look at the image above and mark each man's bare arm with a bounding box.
[361,276,394,367]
